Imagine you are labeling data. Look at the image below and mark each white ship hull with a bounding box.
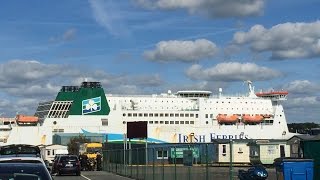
[1,81,295,146]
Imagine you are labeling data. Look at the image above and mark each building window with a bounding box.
[47,150,50,156]
[101,119,108,126]
[222,145,226,154]
[157,150,168,159]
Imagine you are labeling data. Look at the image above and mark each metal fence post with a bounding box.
[153,148,155,180]
[188,145,191,180]
[137,148,139,179]
[229,140,233,180]
[206,144,209,180]
[162,147,165,180]
[130,148,133,178]
[174,146,177,180]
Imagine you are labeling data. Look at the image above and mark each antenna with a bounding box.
[245,80,256,97]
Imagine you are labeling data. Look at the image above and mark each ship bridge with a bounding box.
[255,90,288,101]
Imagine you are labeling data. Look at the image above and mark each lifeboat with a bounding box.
[242,114,264,123]
[16,115,39,125]
[216,114,239,123]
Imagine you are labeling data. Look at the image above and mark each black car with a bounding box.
[56,155,81,176]
[0,157,53,180]
[51,154,63,174]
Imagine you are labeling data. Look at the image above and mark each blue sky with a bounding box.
[0,0,319,123]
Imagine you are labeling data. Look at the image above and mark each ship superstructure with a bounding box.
[1,81,294,145]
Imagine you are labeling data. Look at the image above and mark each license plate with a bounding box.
[66,164,73,167]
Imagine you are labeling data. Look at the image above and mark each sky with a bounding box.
[0,0,319,123]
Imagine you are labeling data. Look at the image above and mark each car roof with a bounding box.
[59,154,77,157]
[0,156,45,163]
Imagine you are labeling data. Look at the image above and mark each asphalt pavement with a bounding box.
[53,171,134,180]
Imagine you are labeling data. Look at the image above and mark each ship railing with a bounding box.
[106,93,251,99]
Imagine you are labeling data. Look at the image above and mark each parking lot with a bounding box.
[53,167,276,180]
[53,171,134,180]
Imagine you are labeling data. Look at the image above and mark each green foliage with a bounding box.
[67,135,90,155]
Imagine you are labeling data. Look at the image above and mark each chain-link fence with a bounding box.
[102,141,245,180]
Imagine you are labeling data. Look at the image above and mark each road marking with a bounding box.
[81,174,91,180]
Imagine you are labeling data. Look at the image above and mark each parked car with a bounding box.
[0,156,53,180]
[51,154,63,174]
[55,155,81,176]
[0,144,41,157]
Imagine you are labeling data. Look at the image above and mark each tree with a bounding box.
[67,135,90,155]
[288,123,320,134]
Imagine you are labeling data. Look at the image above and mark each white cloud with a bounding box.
[144,39,218,62]
[0,60,80,86]
[49,28,77,42]
[185,62,281,81]
[63,28,77,41]
[233,21,320,59]
[282,80,320,94]
[88,0,129,36]
[6,84,60,98]
[285,96,320,109]
[135,0,264,18]
[0,60,166,116]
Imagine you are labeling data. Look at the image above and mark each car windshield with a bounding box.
[0,145,40,157]
[87,147,102,153]
[59,156,78,162]
[0,163,52,180]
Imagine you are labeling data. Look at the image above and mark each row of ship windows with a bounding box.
[204,108,270,110]
[110,100,268,104]
[149,120,194,125]
[123,113,199,118]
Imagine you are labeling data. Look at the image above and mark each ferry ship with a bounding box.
[0,81,294,145]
